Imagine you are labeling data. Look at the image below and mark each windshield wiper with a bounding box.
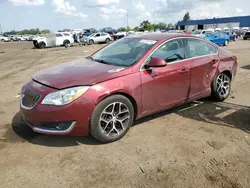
[93,58,113,65]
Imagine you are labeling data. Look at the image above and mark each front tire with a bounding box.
[89,39,94,45]
[90,95,134,143]
[224,40,229,46]
[211,73,231,102]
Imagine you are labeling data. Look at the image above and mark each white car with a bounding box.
[192,29,214,37]
[215,28,222,32]
[114,32,128,40]
[242,27,249,33]
[86,32,112,44]
[0,35,10,42]
[16,36,26,41]
[223,27,230,32]
[33,32,74,48]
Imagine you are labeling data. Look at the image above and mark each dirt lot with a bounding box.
[0,40,250,188]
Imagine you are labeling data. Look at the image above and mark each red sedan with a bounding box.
[20,33,237,143]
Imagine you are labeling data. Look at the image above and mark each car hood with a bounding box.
[32,58,132,89]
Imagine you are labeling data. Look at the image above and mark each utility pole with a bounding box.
[0,24,2,34]
[126,9,129,29]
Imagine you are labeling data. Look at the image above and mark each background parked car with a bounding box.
[100,27,117,36]
[113,32,128,40]
[203,32,230,46]
[85,32,112,44]
[243,31,250,40]
[16,35,26,41]
[192,29,214,37]
[0,35,10,42]
[82,28,97,37]
[9,35,18,41]
[33,32,74,48]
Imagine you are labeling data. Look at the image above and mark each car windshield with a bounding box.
[91,38,157,67]
[88,33,96,37]
[192,30,201,34]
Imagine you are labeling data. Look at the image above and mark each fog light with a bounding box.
[39,121,74,131]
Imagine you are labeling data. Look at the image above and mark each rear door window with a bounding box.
[186,38,213,58]
[151,39,185,63]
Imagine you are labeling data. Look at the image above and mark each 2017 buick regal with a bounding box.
[20,33,237,143]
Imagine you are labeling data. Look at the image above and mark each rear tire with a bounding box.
[63,40,70,48]
[211,73,231,102]
[39,42,46,49]
[90,95,134,143]
[105,38,111,43]
[243,37,247,40]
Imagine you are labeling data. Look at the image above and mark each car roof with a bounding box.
[126,33,190,41]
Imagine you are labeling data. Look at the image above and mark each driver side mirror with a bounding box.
[144,57,167,69]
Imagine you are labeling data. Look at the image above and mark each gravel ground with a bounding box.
[0,40,249,188]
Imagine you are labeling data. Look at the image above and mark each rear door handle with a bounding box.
[179,68,188,74]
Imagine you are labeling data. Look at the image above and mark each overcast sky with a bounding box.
[0,0,249,32]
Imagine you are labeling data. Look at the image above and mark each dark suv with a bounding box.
[243,31,250,40]
[100,27,117,36]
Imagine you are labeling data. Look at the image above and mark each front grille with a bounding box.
[22,90,40,109]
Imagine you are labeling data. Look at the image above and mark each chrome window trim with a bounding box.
[140,36,219,71]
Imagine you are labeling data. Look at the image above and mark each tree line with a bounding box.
[117,12,191,32]
[4,28,50,35]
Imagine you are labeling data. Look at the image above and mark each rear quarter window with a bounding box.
[207,43,217,54]
[63,33,70,36]
[187,38,213,58]
[56,34,63,37]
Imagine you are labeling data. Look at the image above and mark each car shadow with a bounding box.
[241,65,250,70]
[134,99,250,134]
[11,100,250,147]
[176,99,250,133]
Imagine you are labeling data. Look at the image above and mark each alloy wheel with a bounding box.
[216,74,230,98]
[99,102,130,137]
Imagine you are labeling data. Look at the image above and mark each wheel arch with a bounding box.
[210,69,232,88]
[221,70,232,80]
[63,39,70,43]
[96,92,138,121]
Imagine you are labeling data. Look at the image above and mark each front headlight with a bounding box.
[41,86,89,106]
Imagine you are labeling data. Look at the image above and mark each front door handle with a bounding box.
[179,68,188,74]
[210,59,219,65]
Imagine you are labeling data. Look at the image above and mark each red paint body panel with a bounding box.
[140,61,190,116]
[20,34,238,136]
[189,54,219,99]
[32,58,132,89]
